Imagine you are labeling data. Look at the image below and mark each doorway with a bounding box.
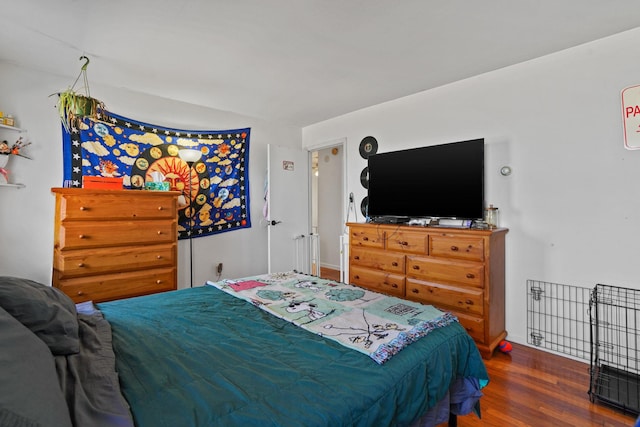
[310,141,345,281]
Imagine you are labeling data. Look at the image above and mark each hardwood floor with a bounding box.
[441,342,636,427]
[316,267,635,425]
[319,266,340,281]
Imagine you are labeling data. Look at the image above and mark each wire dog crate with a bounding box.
[589,284,640,414]
[527,280,640,414]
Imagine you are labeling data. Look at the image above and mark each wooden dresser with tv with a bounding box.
[347,222,508,358]
[51,188,180,303]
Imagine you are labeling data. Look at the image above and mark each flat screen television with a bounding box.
[366,138,484,221]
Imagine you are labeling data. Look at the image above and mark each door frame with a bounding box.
[306,137,348,278]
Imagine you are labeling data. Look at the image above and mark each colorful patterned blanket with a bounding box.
[207,271,458,364]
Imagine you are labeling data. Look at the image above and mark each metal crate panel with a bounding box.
[526,279,591,360]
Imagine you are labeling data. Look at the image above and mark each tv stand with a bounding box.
[347,222,508,359]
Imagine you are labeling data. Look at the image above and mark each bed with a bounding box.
[0,273,488,427]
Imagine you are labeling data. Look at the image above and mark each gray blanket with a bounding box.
[54,303,134,427]
[0,277,134,427]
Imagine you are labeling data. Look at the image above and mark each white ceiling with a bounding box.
[2,1,640,127]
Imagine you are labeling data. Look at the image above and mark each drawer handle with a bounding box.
[156,255,163,260]
[412,265,420,270]
[78,234,86,239]
[158,206,164,211]
[391,262,398,267]
[450,245,459,251]
[465,299,473,305]
[354,256,360,260]
[399,241,408,246]
[354,275,360,280]
[363,237,369,241]
[77,263,85,268]
[156,280,162,284]
[466,273,475,279]
[411,288,419,293]
[157,231,162,235]
[79,206,87,211]
[77,291,84,296]
[391,283,398,288]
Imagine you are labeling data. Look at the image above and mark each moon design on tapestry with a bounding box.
[130,144,210,223]
[359,136,378,159]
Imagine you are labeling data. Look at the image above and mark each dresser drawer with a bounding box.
[350,247,404,273]
[349,226,385,249]
[429,234,484,261]
[385,229,427,254]
[406,278,484,316]
[57,220,176,250]
[406,256,484,288]
[349,265,405,297]
[451,311,485,343]
[55,267,176,303]
[54,243,176,279]
[59,192,177,221]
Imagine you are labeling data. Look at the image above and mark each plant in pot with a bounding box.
[53,56,106,132]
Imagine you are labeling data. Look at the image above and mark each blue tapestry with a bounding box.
[62,111,251,239]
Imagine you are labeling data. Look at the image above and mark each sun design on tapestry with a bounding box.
[61,111,251,239]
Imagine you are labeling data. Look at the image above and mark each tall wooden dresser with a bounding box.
[51,188,180,303]
[347,222,508,358]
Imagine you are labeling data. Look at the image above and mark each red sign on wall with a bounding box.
[621,84,640,150]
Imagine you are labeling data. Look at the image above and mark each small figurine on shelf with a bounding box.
[0,137,32,184]
[0,137,32,159]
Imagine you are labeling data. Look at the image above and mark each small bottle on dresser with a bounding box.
[484,204,499,228]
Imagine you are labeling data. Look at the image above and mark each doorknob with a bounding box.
[269,220,282,226]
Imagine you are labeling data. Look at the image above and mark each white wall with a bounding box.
[302,28,640,347]
[0,62,301,287]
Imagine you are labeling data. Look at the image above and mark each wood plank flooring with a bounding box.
[319,266,340,281]
[318,267,635,425]
[442,342,636,427]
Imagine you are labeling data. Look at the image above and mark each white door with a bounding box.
[267,144,310,273]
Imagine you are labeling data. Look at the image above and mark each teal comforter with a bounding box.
[99,285,488,427]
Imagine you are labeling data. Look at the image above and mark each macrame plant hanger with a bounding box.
[54,56,105,132]
[72,56,92,98]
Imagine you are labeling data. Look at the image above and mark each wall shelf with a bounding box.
[0,123,25,132]
[0,183,25,189]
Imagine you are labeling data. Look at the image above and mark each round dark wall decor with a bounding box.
[360,197,368,217]
[359,136,378,159]
[360,166,369,189]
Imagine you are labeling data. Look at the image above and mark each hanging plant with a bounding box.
[52,56,106,132]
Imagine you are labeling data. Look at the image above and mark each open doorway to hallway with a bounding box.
[311,144,344,282]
